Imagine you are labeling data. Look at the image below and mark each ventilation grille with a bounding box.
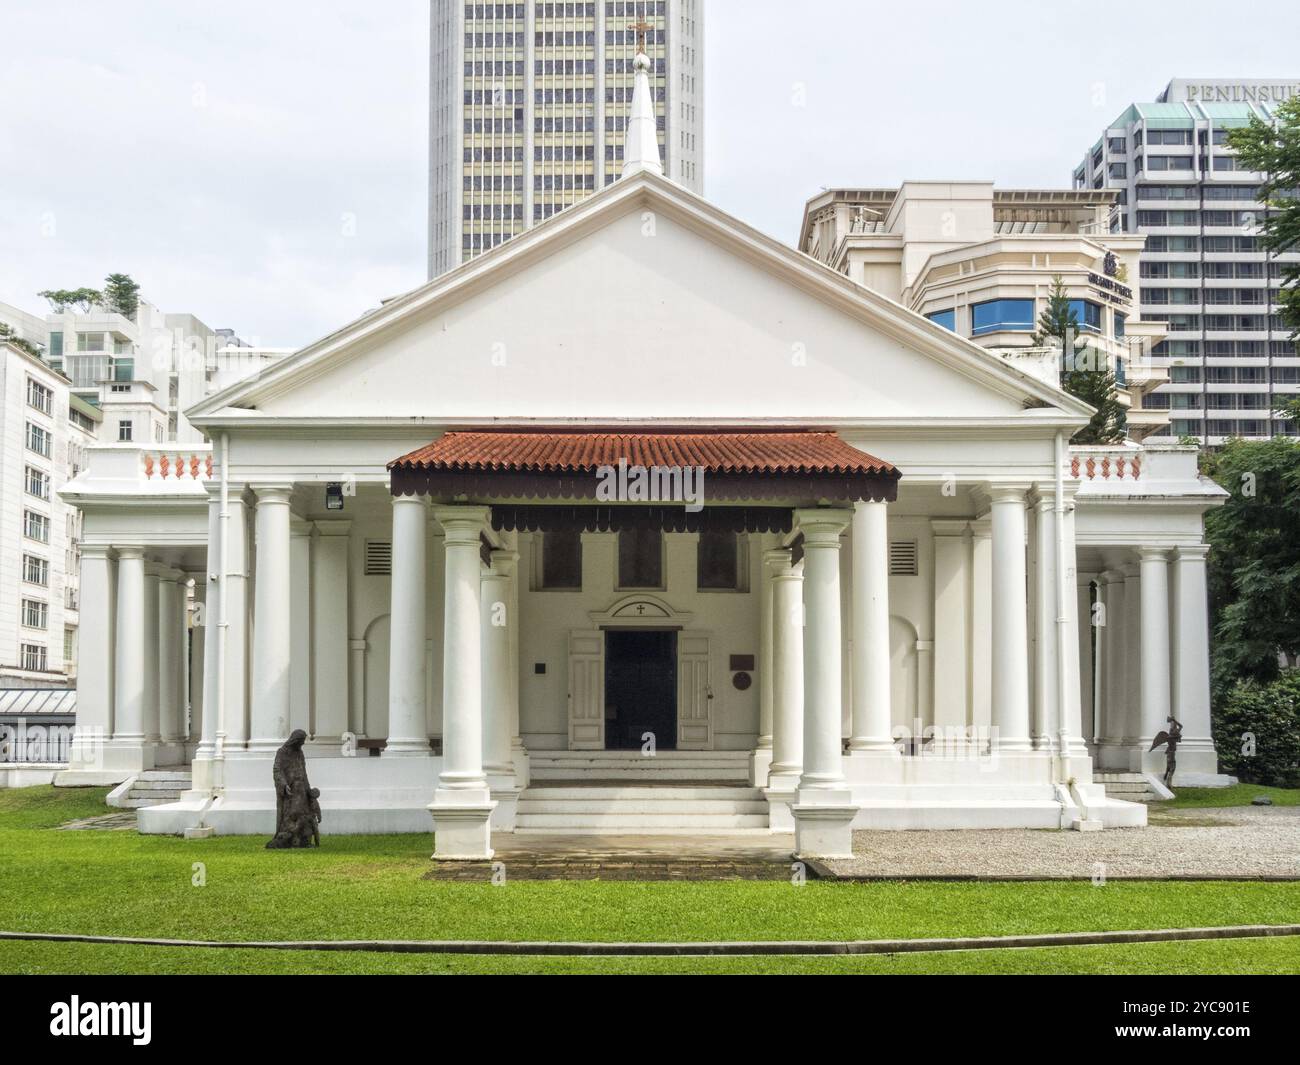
[889,540,918,576]
[364,540,392,576]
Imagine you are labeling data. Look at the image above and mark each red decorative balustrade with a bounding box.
[1068,449,1142,482]
[141,451,214,480]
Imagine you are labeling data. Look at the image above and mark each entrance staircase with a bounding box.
[516,750,768,832]
[108,768,192,809]
[1094,771,1163,803]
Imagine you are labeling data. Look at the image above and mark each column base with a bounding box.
[487,769,521,829]
[792,790,859,860]
[763,785,797,831]
[429,798,497,860]
[383,739,433,757]
[510,743,531,788]
[749,746,773,788]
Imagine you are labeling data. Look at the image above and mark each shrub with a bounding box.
[1213,672,1300,787]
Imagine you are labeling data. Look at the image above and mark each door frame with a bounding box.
[567,595,713,751]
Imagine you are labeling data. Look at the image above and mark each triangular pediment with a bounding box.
[190,172,1091,427]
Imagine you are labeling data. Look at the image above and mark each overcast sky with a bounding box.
[2,0,1298,347]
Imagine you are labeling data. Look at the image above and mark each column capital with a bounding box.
[986,481,1033,505]
[1138,545,1171,563]
[115,546,146,561]
[763,546,793,572]
[252,483,295,504]
[485,549,519,580]
[1173,544,1210,562]
[204,479,248,502]
[80,544,115,561]
[290,518,314,537]
[793,508,851,546]
[1099,568,1125,586]
[434,504,491,546]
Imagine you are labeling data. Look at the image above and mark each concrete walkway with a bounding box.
[822,805,1300,880]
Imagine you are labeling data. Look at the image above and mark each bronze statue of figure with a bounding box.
[266,729,321,848]
[1148,716,1183,788]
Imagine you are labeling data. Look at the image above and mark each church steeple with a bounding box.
[621,22,663,178]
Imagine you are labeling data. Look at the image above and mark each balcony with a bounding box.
[59,444,213,502]
[1069,442,1221,499]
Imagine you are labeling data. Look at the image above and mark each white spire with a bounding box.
[621,49,663,178]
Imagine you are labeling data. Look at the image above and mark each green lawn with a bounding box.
[2,786,1298,975]
[3,937,1298,975]
[1161,784,1300,809]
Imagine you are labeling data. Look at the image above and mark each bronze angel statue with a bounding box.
[1148,716,1183,788]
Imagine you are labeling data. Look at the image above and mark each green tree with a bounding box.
[0,323,44,359]
[1031,275,1126,444]
[1228,96,1300,342]
[102,273,140,319]
[1202,435,1300,696]
[38,287,101,313]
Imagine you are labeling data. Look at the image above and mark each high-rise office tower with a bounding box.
[1075,78,1300,445]
[428,0,704,279]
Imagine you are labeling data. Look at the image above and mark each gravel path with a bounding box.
[824,806,1300,879]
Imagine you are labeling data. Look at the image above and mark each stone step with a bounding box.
[514,812,771,830]
[519,798,770,815]
[117,794,182,809]
[522,785,763,800]
[130,779,189,791]
[1094,772,1160,803]
[530,768,752,782]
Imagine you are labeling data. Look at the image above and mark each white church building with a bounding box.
[56,55,1230,859]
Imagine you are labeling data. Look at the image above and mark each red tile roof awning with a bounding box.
[389,430,899,504]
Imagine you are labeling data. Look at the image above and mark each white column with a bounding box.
[198,491,221,761]
[796,510,852,792]
[157,571,183,745]
[481,549,515,776]
[928,519,969,736]
[792,508,857,860]
[1122,562,1143,755]
[68,545,114,772]
[969,518,992,733]
[387,495,430,756]
[189,578,205,751]
[113,548,146,745]
[502,534,526,782]
[141,562,162,745]
[757,539,778,754]
[1059,500,1087,760]
[1098,569,1127,759]
[767,550,803,793]
[289,519,313,737]
[430,505,495,860]
[1171,545,1216,776]
[312,520,351,745]
[1076,573,1096,745]
[1138,546,1171,753]
[1030,495,1058,748]
[990,486,1032,751]
[250,485,294,751]
[223,489,251,748]
[851,501,895,750]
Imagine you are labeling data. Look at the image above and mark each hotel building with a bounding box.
[798,181,1171,440]
[1074,78,1300,445]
